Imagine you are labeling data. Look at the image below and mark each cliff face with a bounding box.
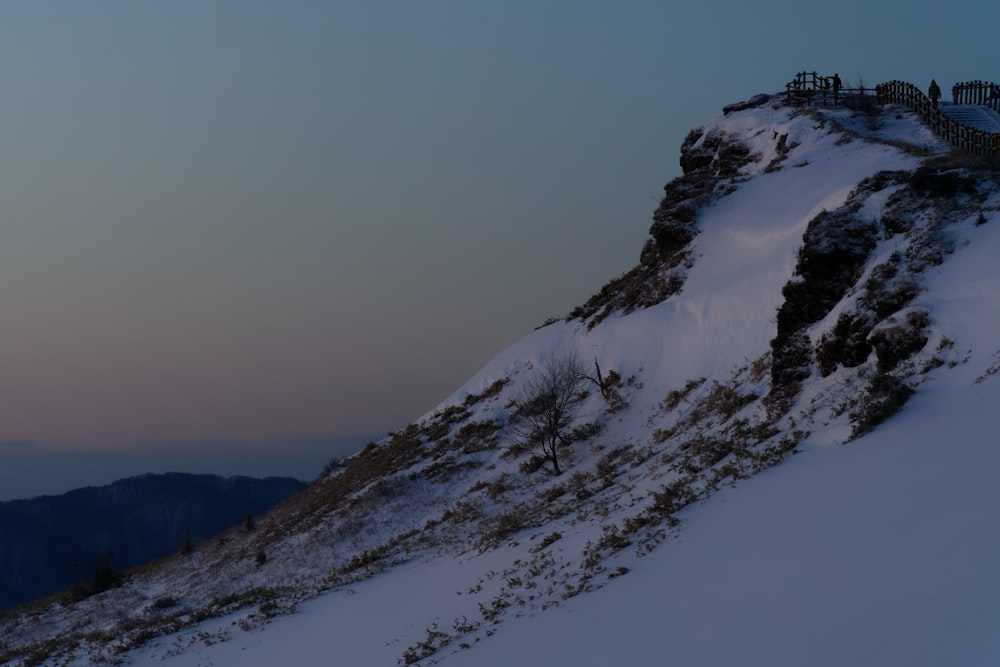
[5,96,1000,667]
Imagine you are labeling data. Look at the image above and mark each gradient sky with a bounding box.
[1,1,997,493]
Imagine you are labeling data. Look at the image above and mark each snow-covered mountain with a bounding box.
[4,93,1000,667]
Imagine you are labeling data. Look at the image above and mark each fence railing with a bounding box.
[952,80,1000,113]
[783,71,1000,158]
[876,79,1000,158]
[784,71,875,108]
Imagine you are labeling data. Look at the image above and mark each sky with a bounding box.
[1,0,997,497]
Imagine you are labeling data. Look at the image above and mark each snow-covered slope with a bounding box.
[5,96,1000,667]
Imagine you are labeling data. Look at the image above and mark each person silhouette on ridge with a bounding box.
[928,79,941,108]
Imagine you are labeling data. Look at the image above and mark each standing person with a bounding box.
[832,73,842,105]
[928,79,941,108]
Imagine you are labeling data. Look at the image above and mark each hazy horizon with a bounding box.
[0,434,376,502]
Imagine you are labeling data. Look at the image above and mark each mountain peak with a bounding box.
[5,94,1000,667]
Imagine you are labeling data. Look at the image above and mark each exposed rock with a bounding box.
[868,309,930,372]
[816,311,876,376]
[771,208,877,388]
[722,93,773,116]
[569,127,763,328]
[860,253,922,319]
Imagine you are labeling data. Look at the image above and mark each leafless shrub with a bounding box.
[663,378,707,413]
[463,378,510,406]
[508,354,591,476]
[850,373,914,439]
[478,504,532,550]
[594,445,637,487]
[451,419,500,453]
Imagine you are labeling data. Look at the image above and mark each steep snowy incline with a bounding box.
[447,103,938,417]
[136,360,1000,667]
[125,138,1000,666]
[446,217,1000,666]
[11,97,1000,667]
[443,381,1000,667]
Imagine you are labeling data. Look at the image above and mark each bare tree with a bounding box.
[579,357,627,413]
[510,354,589,475]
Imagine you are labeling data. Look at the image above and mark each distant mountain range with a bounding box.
[0,472,306,610]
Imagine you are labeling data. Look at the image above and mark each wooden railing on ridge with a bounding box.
[784,71,876,107]
[952,80,1000,113]
[784,71,1000,158]
[876,80,1000,158]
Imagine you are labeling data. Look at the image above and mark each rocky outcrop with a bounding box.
[771,206,878,389]
[570,127,761,328]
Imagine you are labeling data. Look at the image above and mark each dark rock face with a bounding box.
[722,93,773,116]
[678,128,757,178]
[0,473,306,610]
[908,164,978,199]
[773,160,986,395]
[772,208,878,388]
[817,312,876,376]
[649,127,759,265]
[569,128,760,329]
[860,256,922,320]
[869,310,930,373]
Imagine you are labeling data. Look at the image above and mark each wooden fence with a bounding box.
[876,80,1000,158]
[783,71,1000,158]
[785,71,875,108]
[952,80,1000,113]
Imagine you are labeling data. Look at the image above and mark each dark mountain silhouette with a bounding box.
[0,473,306,610]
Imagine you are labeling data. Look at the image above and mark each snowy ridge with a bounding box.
[4,97,1000,667]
